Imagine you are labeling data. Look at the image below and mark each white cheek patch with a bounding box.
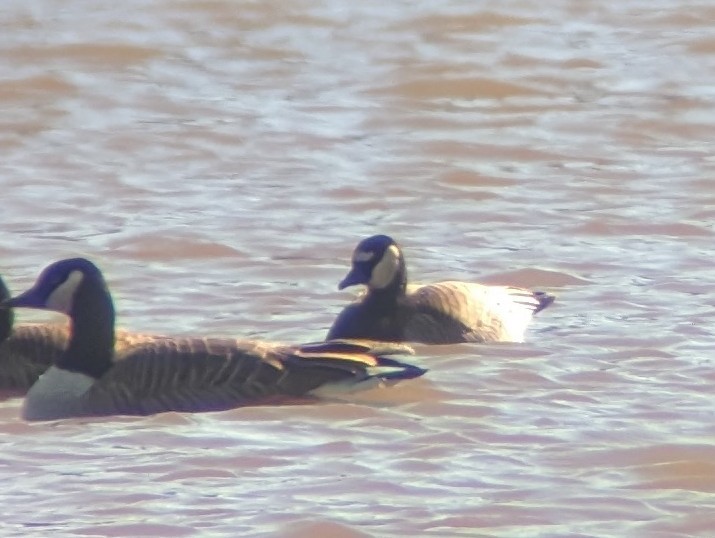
[46,270,84,314]
[369,245,400,289]
[353,250,375,263]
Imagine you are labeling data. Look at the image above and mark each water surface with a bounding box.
[1,0,714,536]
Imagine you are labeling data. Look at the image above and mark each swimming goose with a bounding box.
[327,234,555,344]
[0,275,169,393]
[2,258,426,420]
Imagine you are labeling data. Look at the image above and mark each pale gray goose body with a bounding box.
[327,235,555,344]
[2,258,425,420]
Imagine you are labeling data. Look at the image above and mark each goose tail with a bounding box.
[369,355,428,382]
[305,340,427,398]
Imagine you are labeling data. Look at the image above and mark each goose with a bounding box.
[327,234,555,344]
[0,275,167,393]
[1,258,426,421]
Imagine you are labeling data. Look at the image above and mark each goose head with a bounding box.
[338,235,407,293]
[3,258,110,317]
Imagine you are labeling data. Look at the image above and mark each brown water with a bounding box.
[1,0,714,536]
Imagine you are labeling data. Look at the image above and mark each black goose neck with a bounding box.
[0,308,12,343]
[0,278,12,343]
[59,276,115,379]
[365,266,407,308]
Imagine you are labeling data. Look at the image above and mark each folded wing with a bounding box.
[78,338,424,417]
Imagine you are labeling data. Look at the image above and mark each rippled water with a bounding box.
[1,0,715,536]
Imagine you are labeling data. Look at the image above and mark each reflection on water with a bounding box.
[1,0,715,536]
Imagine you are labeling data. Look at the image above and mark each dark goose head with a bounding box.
[338,234,407,294]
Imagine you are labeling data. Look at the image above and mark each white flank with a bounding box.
[23,366,95,420]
